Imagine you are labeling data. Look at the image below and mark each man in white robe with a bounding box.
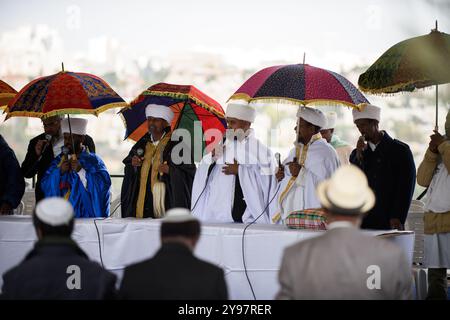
[273,107,340,224]
[191,102,278,224]
[320,111,353,165]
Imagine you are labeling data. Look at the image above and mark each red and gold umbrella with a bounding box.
[5,69,127,119]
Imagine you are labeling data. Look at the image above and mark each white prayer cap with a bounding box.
[163,208,198,223]
[322,112,337,130]
[145,104,174,124]
[297,107,326,128]
[352,104,381,123]
[61,118,87,135]
[316,164,375,215]
[225,102,256,123]
[35,197,74,226]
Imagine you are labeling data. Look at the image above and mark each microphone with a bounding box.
[134,148,144,173]
[275,152,282,168]
[61,146,70,159]
[37,134,52,161]
[24,134,53,177]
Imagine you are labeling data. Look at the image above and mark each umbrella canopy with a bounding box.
[358,23,450,129]
[228,63,369,109]
[4,71,127,119]
[358,29,450,94]
[0,80,17,110]
[120,83,226,158]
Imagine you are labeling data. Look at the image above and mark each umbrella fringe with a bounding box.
[0,93,16,110]
[359,80,439,95]
[4,102,128,120]
[228,93,363,110]
[0,93,16,99]
[142,90,225,118]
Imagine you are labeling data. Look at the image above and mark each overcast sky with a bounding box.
[1,0,449,69]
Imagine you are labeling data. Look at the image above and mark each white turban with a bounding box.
[297,107,326,128]
[225,102,256,123]
[352,104,381,123]
[145,104,174,124]
[61,118,87,135]
[35,197,74,226]
[163,208,198,223]
[322,112,337,130]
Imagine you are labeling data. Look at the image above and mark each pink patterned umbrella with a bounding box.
[229,63,369,109]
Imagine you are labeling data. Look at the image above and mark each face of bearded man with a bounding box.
[147,117,169,139]
[225,117,251,142]
[63,133,84,154]
[42,116,62,138]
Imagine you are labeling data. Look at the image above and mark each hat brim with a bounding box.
[316,180,375,215]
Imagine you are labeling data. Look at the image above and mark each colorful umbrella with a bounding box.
[0,80,17,111]
[4,70,127,119]
[120,83,226,159]
[228,63,369,109]
[358,22,450,129]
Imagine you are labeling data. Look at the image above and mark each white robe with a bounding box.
[275,136,340,222]
[191,130,278,224]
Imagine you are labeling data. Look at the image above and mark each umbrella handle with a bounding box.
[435,84,439,132]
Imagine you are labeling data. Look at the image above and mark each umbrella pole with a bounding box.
[67,114,76,159]
[435,84,439,131]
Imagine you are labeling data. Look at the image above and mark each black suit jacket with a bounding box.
[0,135,25,209]
[1,237,117,300]
[119,242,228,300]
[21,133,95,202]
[350,131,416,230]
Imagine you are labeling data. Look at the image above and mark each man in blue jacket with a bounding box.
[41,118,111,218]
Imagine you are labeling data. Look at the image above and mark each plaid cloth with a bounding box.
[285,208,327,230]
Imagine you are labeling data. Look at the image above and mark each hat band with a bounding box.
[325,187,365,215]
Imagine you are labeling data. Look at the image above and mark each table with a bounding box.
[0,216,414,299]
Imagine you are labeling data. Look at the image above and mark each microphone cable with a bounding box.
[191,161,216,212]
[94,216,109,268]
[241,182,281,300]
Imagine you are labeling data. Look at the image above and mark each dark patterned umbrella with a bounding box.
[229,63,369,109]
[358,22,450,129]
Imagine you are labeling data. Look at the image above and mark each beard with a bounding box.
[225,128,248,142]
[65,143,82,155]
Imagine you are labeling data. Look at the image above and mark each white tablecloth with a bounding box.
[0,216,414,299]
